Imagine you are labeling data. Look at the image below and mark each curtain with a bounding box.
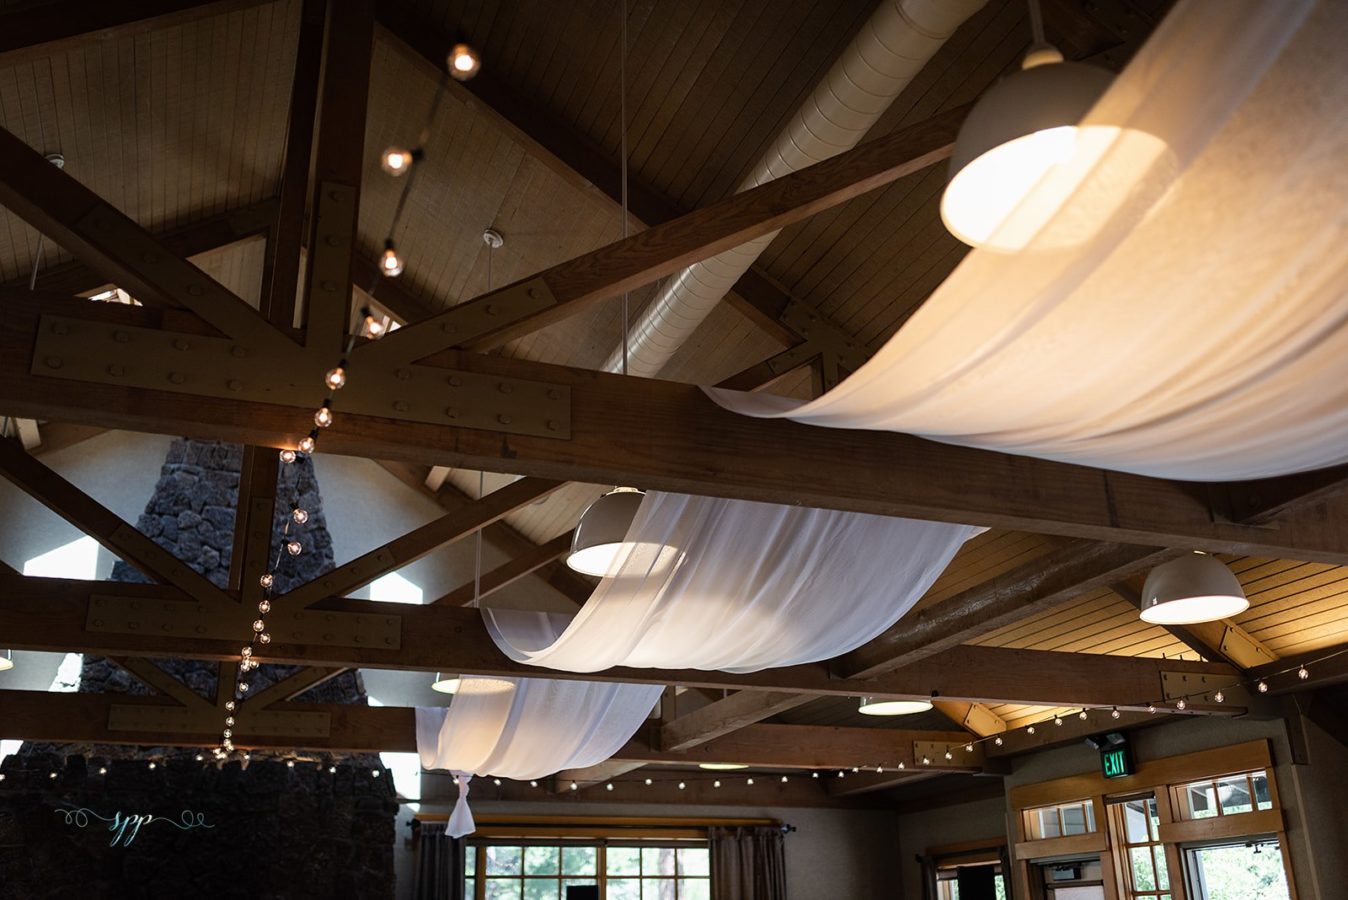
[414,822,466,900]
[484,491,978,674]
[710,826,787,900]
[706,0,1348,482]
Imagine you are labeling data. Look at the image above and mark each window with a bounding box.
[1172,770,1272,821]
[1108,797,1170,900]
[23,535,100,579]
[1185,841,1290,900]
[467,842,710,900]
[1024,800,1096,840]
[935,867,1008,899]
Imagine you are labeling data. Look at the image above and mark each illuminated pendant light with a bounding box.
[1138,551,1248,625]
[568,488,645,576]
[567,22,654,580]
[431,673,461,694]
[698,762,749,771]
[941,0,1113,250]
[0,649,13,672]
[858,696,933,717]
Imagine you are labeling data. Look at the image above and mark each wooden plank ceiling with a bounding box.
[3,0,1347,747]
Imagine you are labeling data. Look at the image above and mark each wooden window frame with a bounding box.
[464,836,713,900]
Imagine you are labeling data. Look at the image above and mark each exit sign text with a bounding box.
[1101,745,1133,779]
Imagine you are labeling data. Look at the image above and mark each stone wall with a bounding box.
[0,439,398,898]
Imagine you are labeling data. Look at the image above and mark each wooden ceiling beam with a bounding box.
[258,0,325,331]
[273,476,563,609]
[298,0,373,354]
[0,574,1242,709]
[356,105,965,364]
[430,531,573,606]
[229,445,281,598]
[1209,464,1348,526]
[0,126,288,348]
[0,437,233,607]
[7,297,1347,563]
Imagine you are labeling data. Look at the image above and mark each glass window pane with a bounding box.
[524,846,560,876]
[1187,781,1219,819]
[523,879,558,900]
[467,850,478,876]
[486,878,522,900]
[608,879,641,900]
[642,847,677,877]
[561,847,596,876]
[1253,771,1273,810]
[1083,802,1096,832]
[677,848,710,877]
[465,878,476,899]
[1130,847,1156,891]
[679,878,711,900]
[1155,846,1170,890]
[642,879,677,900]
[488,847,524,875]
[1061,804,1088,835]
[608,847,642,876]
[1031,807,1061,839]
[1218,774,1253,815]
[1122,799,1151,844]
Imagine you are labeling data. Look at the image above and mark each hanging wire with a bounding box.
[1027,0,1047,49]
[619,0,629,377]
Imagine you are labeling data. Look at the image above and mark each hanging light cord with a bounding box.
[1027,0,1048,49]
[619,0,629,378]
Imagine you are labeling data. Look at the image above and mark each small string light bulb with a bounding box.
[1257,680,1269,693]
[781,775,788,783]
[362,315,384,338]
[225,701,236,712]
[944,750,953,761]
[447,43,481,80]
[1111,707,1121,719]
[897,761,906,770]
[1147,703,1157,714]
[1053,716,1063,727]
[530,780,538,788]
[380,240,405,278]
[287,540,303,556]
[965,743,974,752]
[644,778,652,786]
[148,762,157,770]
[994,736,1004,746]
[493,778,502,786]
[258,600,271,614]
[287,760,296,768]
[746,777,755,786]
[314,404,334,428]
[1078,710,1088,720]
[837,771,844,778]
[677,781,686,790]
[279,449,297,464]
[713,780,721,788]
[225,716,235,727]
[329,765,337,774]
[252,619,265,633]
[380,146,418,176]
[569,781,577,791]
[99,767,108,775]
[49,772,58,780]
[298,435,316,454]
[259,573,274,589]
[1298,666,1310,680]
[851,767,859,774]
[241,646,253,658]
[1214,691,1225,703]
[811,772,819,779]
[1027,725,1036,735]
[1176,698,1187,710]
[259,633,271,645]
[195,754,204,762]
[324,366,346,391]
[292,508,309,525]
[238,681,249,693]
[921,756,931,766]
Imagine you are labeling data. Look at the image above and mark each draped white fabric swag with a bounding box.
[708,0,1348,482]
[416,676,662,837]
[485,492,979,674]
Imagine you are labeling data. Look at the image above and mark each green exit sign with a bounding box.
[1101,745,1133,779]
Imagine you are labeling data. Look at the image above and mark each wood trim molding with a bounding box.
[1158,809,1284,845]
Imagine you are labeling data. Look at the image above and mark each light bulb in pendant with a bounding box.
[298,435,316,454]
[1053,716,1063,727]
[677,781,685,791]
[1027,726,1036,735]
[1298,666,1310,680]
[241,646,253,658]
[222,729,232,739]
[324,367,346,391]
[1147,703,1157,714]
[292,508,309,525]
[225,701,236,712]
[238,682,249,694]
[1257,681,1269,693]
[380,240,404,277]
[314,405,333,428]
[447,43,481,80]
[287,540,302,556]
[994,736,1003,747]
[1078,710,1088,720]
[1111,707,1121,719]
[225,716,235,727]
[361,315,384,338]
[380,146,418,176]
[944,751,953,761]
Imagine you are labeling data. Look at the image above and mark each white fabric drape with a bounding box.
[415,672,661,837]
[707,0,1348,482]
[485,492,978,674]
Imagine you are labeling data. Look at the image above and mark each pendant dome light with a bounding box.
[431,674,461,694]
[1138,552,1248,625]
[698,763,749,771]
[0,649,13,672]
[941,0,1114,251]
[858,696,933,717]
[567,4,657,579]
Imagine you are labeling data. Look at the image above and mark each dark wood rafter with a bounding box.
[229,445,281,599]
[0,573,1246,712]
[298,0,373,353]
[110,657,213,709]
[258,0,326,330]
[5,296,1347,564]
[0,437,232,606]
[431,531,574,606]
[273,476,563,609]
[0,0,269,61]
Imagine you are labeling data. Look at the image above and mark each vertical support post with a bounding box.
[300,0,374,353]
[229,446,280,604]
[259,0,327,330]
